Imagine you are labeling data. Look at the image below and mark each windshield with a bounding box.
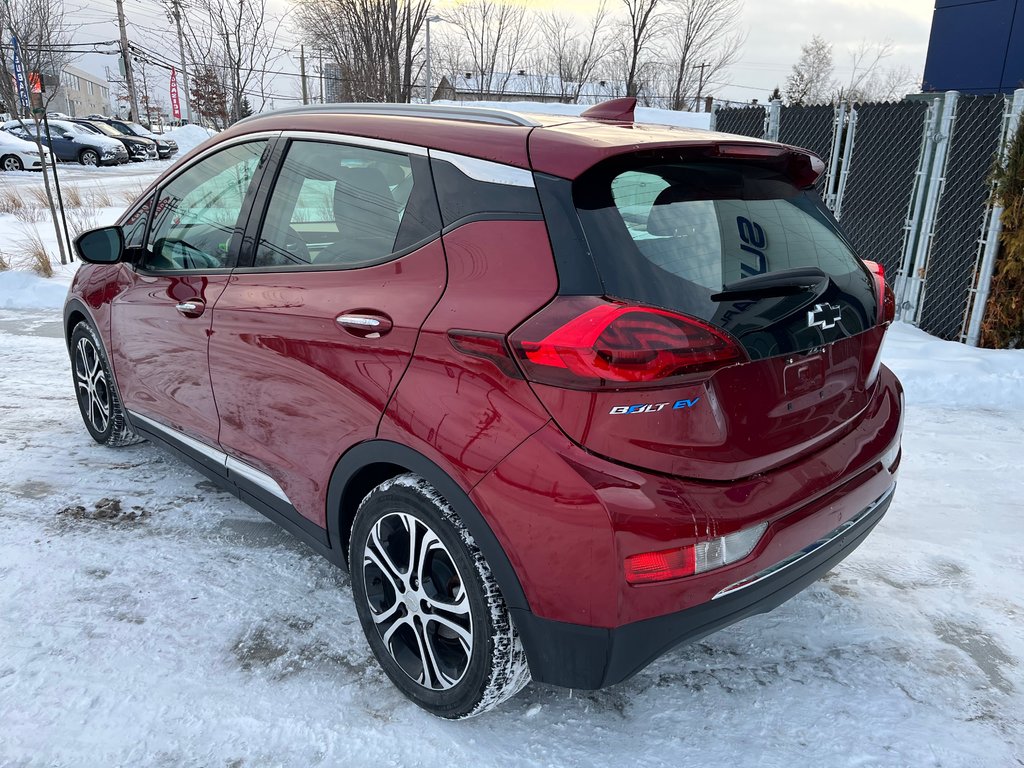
[85,121,119,137]
[574,158,877,360]
[124,122,152,137]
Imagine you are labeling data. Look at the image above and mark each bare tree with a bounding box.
[296,0,430,103]
[0,0,72,264]
[178,0,286,122]
[664,0,744,111]
[444,0,534,99]
[784,35,836,106]
[618,0,667,99]
[842,40,918,102]
[535,2,614,102]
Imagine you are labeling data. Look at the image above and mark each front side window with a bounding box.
[142,141,266,271]
[253,140,437,269]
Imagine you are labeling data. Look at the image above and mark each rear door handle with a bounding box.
[335,312,393,338]
[175,299,206,318]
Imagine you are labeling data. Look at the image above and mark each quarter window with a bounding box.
[253,140,434,269]
[143,141,266,271]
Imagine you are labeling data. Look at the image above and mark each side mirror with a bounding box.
[75,226,124,264]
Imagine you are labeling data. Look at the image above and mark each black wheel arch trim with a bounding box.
[63,298,99,355]
[326,439,530,613]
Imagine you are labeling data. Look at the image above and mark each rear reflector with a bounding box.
[625,522,768,585]
[510,297,746,390]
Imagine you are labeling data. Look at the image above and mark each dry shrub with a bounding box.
[120,182,148,205]
[13,205,44,223]
[87,185,113,209]
[63,184,83,208]
[0,249,9,271]
[27,185,49,209]
[19,226,54,278]
[981,118,1024,349]
[0,185,25,215]
[66,207,99,238]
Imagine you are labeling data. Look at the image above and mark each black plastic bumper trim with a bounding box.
[512,486,894,690]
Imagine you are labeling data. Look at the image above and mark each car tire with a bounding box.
[350,473,530,719]
[79,149,99,166]
[70,323,142,447]
[1,154,23,172]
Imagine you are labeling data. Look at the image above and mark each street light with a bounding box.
[425,15,443,104]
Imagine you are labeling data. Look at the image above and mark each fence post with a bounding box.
[709,102,719,132]
[832,102,858,220]
[965,88,1024,346]
[903,91,959,325]
[766,99,782,142]
[894,96,942,320]
[824,101,846,211]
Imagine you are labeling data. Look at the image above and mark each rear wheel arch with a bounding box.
[326,440,530,613]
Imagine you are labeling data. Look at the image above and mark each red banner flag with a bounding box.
[170,68,181,120]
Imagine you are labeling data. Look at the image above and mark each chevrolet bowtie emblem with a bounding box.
[808,302,842,330]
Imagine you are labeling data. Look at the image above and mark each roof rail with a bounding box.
[235,102,541,128]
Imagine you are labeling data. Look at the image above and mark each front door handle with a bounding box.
[335,312,393,338]
[175,299,206,318]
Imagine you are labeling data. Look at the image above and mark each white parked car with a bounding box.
[0,129,53,172]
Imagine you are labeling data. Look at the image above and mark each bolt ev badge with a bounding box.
[609,398,701,415]
[808,302,842,331]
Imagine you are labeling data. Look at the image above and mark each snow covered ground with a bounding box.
[1,124,1023,766]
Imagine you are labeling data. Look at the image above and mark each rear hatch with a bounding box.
[513,146,886,481]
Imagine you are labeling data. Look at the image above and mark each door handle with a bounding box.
[175,299,206,318]
[335,312,393,338]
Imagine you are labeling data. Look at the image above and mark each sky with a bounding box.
[65,0,938,112]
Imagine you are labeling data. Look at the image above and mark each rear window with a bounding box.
[574,159,877,359]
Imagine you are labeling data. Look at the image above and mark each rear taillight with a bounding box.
[624,522,768,585]
[509,297,746,389]
[863,260,895,325]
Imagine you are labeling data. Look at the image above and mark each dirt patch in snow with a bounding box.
[57,497,150,524]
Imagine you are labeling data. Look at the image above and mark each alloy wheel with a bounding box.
[2,156,22,172]
[81,151,98,166]
[361,511,474,691]
[74,337,110,434]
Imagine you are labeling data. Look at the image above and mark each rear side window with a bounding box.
[575,159,877,359]
[252,140,440,270]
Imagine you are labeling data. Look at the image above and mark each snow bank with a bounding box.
[0,268,70,310]
[434,99,713,130]
[882,321,1024,410]
[163,124,217,154]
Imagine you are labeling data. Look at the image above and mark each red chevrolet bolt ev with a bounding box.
[65,98,903,718]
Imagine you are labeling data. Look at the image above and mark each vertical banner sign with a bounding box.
[11,36,30,112]
[169,67,181,120]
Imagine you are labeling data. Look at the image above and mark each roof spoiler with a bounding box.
[580,97,637,123]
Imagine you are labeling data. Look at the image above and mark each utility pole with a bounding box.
[300,45,308,105]
[318,48,324,103]
[170,0,193,123]
[694,61,710,112]
[115,0,140,121]
[425,16,442,103]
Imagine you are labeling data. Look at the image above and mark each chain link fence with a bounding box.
[712,105,765,138]
[777,105,836,195]
[835,101,931,275]
[917,95,1007,340]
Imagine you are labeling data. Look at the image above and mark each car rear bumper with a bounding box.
[511,484,894,689]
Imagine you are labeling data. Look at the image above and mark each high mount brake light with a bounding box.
[863,260,895,324]
[509,297,746,389]
[712,144,825,188]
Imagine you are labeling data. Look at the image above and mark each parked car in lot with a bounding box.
[0,128,53,171]
[2,119,128,166]
[92,117,177,159]
[64,98,903,719]
[71,119,159,162]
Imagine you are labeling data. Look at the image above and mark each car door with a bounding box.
[209,135,446,529]
[44,125,76,161]
[109,138,271,455]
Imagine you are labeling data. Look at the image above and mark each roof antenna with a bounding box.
[580,97,637,123]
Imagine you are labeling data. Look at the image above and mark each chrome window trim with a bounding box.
[712,484,896,600]
[128,411,291,504]
[430,150,535,188]
[279,130,428,157]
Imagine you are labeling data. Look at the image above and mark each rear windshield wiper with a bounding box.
[711,266,830,302]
